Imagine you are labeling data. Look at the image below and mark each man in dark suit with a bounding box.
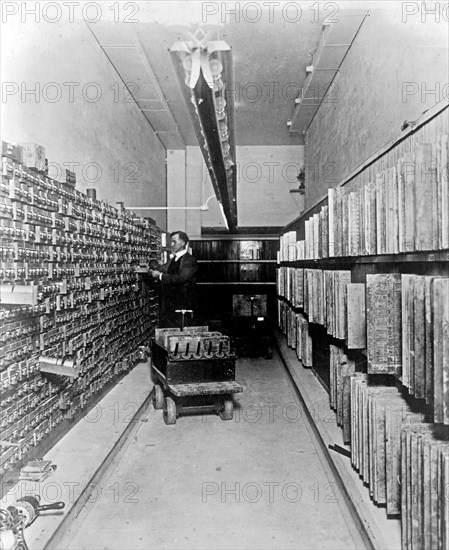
[150,231,198,328]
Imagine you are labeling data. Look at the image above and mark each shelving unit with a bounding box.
[0,144,162,493]
[197,259,276,263]
[282,250,449,266]
[190,238,279,322]
[197,282,276,285]
[276,103,449,548]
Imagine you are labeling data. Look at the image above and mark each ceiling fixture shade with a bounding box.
[170,31,237,232]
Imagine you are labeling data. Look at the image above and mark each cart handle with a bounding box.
[175,309,193,331]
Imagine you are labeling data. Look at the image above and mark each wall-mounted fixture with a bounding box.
[124,195,217,211]
[169,29,237,232]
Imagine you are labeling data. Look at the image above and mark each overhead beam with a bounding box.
[169,39,238,232]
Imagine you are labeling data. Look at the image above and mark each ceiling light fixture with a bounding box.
[169,30,238,232]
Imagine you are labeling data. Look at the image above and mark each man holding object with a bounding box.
[150,231,198,328]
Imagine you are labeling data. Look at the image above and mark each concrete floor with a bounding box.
[64,352,366,550]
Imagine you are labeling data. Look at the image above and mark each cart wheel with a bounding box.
[220,397,234,421]
[163,397,177,425]
[153,385,165,410]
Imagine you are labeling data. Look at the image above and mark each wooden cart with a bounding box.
[150,339,243,424]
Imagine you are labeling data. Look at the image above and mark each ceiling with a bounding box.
[88,1,325,150]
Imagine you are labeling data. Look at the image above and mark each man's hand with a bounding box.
[150,269,161,279]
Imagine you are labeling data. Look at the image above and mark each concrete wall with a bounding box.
[167,149,186,232]
[305,5,449,207]
[1,16,167,229]
[236,145,304,228]
[169,145,304,236]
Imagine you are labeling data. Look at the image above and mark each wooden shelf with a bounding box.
[197,259,277,264]
[192,235,279,241]
[197,282,276,285]
[279,249,449,267]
